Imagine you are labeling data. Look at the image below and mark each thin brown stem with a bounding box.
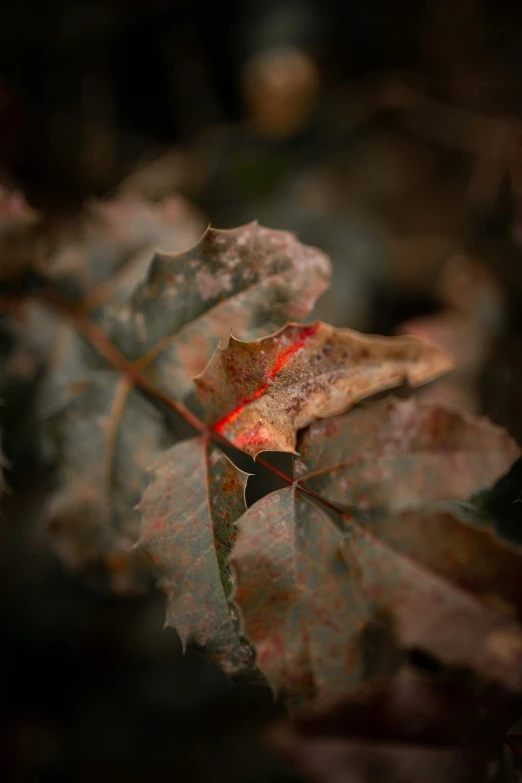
[18,287,351,519]
[38,289,206,435]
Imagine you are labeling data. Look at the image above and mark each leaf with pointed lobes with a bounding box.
[231,487,522,704]
[45,372,172,593]
[104,222,331,403]
[230,487,365,705]
[45,193,204,304]
[2,193,204,410]
[196,322,454,458]
[138,437,255,677]
[295,398,519,514]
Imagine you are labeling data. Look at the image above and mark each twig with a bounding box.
[29,288,349,519]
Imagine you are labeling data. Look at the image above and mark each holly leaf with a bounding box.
[3,193,205,410]
[40,221,330,588]
[295,398,519,514]
[138,437,254,675]
[104,222,331,403]
[231,487,522,702]
[44,193,204,304]
[195,322,454,457]
[230,487,357,703]
[45,372,172,592]
[229,403,522,700]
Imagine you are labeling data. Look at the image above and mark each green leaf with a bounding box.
[230,487,360,704]
[138,437,254,675]
[104,222,331,402]
[41,220,329,590]
[45,372,172,592]
[231,484,522,701]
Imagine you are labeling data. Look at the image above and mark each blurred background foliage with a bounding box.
[3,0,522,780]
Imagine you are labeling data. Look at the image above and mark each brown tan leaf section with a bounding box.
[196,321,454,457]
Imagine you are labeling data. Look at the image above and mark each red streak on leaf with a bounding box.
[213,322,319,433]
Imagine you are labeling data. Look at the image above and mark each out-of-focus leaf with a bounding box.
[45,372,172,592]
[138,437,254,675]
[4,193,205,410]
[0,185,42,281]
[397,255,505,413]
[196,322,454,457]
[105,222,331,402]
[272,668,512,783]
[44,194,204,304]
[295,398,519,513]
[445,455,522,549]
[342,509,522,692]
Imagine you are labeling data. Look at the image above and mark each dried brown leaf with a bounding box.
[196,322,454,457]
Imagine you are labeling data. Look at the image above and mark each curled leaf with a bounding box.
[196,322,454,457]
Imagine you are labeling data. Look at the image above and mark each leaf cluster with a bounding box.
[2,182,522,781]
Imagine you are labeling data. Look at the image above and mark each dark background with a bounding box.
[3,1,522,780]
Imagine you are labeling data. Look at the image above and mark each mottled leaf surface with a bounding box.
[231,487,367,702]
[196,322,454,457]
[232,484,522,700]
[295,398,519,513]
[105,222,331,402]
[139,437,254,675]
[46,372,171,592]
[41,220,329,589]
[344,510,522,691]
